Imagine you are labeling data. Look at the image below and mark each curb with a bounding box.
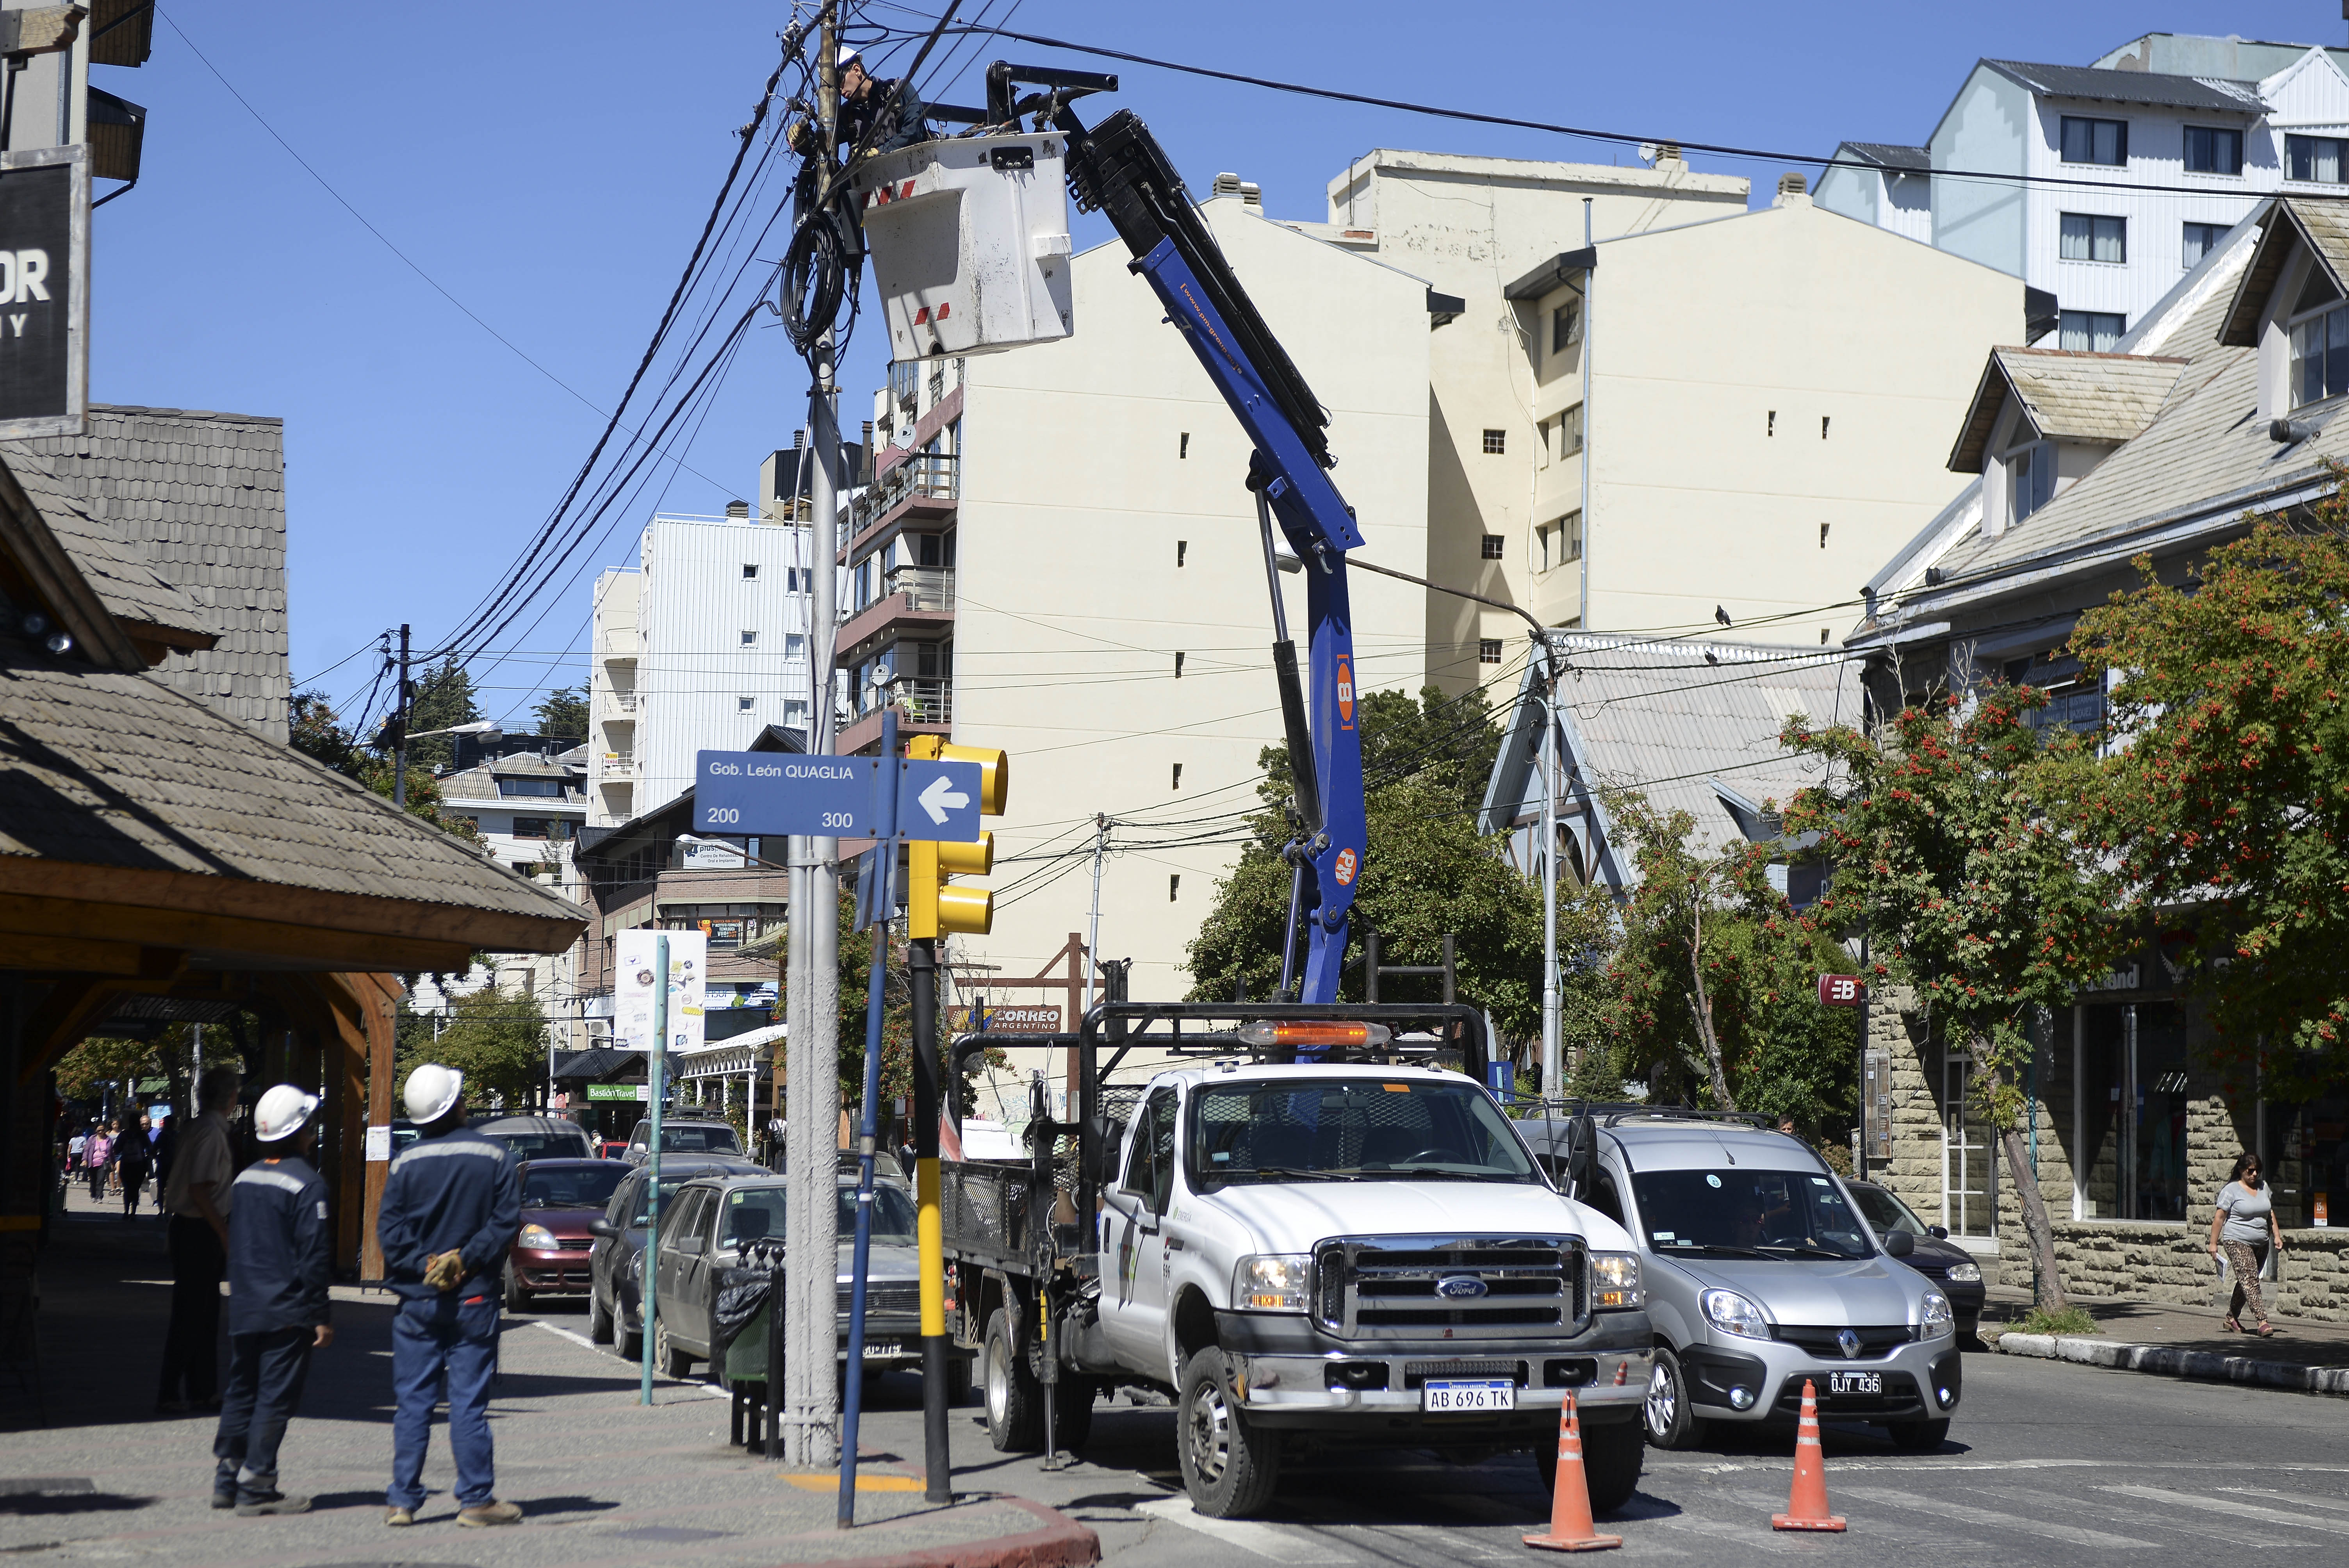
[1993,1331,2349,1397]
[808,1496,1101,1568]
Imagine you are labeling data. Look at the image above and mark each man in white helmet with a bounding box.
[374,1064,523,1527]
[787,45,929,158]
[210,1083,333,1515]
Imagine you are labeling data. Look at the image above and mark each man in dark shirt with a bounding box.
[211,1084,333,1516]
[789,47,930,160]
[376,1064,524,1528]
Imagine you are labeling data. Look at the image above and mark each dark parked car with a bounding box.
[504,1158,631,1310]
[620,1117,743,1165]
[586,1156,768,1356]
[476,1115,595,1162]
[1848,1179,1986,1339]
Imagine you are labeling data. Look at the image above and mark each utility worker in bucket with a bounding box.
[788,46,929,159]
[375,1064,523,1528]
[210,1084,333,1515]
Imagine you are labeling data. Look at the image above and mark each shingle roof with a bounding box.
[1982,59,2266,112]
[1947,348,2188,472]
[0,644,584,944]
[0,440,216,649]
[15,407,292,743]
[1839,142,1928,171]
[2221,199,2349,344]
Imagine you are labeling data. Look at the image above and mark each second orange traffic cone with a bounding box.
[1771,1379,1846,1532]
[1523,1394,1622,1552]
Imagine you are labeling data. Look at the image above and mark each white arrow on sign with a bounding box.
[917,773,970,825]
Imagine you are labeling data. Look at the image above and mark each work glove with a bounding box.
[423,1249,465,1292]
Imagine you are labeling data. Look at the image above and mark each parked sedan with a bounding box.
[585,1155,770,1356]
[477,1115,595,1162]
[1847,1179,1987,1340]
[620,1117,744,1165]
[504,1158,630,1310]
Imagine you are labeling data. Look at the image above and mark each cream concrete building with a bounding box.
[851,191,1436,1001]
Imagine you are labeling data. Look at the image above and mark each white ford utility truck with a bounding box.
[942,1003,1652,1519]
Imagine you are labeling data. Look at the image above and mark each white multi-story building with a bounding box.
[588,504,814,828]
[1818,35,2349,350]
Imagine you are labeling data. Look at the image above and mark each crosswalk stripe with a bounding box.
[1137,1496,1356,1562]
[1839,1484,2156,1548]
[2102,1484,2349,1536]
[2223,1485,2349,1516]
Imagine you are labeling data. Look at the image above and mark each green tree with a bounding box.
[2071,501,2349,1099]
[407,985,550,1110]
[290,690,360,776]
[1185,686,1541,1035]
[534,685,589,741]
[1782,690,2119,1311]
[403,656,481,769]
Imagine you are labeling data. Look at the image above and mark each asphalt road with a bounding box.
[509,1293,2349,1568]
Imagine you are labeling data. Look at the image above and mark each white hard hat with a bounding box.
[403,1063,465,1124]
[254,1084,319,1144]
[838,45,861,69]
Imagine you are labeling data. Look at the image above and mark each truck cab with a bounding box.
[951,1011,1650,1520]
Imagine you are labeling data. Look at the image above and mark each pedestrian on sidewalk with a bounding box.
[116,1115,153,1219]
[376,1063,525,1529]
[159,1067,242,1413]
[211,1084,334,1516]
[85,1123,111,1206]
[2208,1151,2287,1336]
[65,1126,86,1183]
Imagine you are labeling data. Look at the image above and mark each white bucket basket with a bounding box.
[853,131,1075,362]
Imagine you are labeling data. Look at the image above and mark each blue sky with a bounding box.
[101,3,2341,729]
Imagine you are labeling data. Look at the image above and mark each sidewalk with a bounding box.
[1981,1283,2349,1396]
[0,1182,1099,1566]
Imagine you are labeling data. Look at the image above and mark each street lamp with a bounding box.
[395,720,502,809]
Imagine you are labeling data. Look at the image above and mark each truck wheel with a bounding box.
[588,1285,614,1344]
[1641,1347,1707,1450]
[1566,1416,1644,1513]
[1885,1417,1950,1452]
[983,1307,1044,1452]
[1052,1375,1096,1451]
[1178,1349,1280,1519]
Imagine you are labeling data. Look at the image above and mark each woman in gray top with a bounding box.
[2206,1153,2286,1336]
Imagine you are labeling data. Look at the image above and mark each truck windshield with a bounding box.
[1187,1077,1538,1190]
[1631,1169,1873,1260]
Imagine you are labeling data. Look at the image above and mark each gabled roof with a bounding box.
[1838,142,1928,172]
[1947,347,2188,472]
[2221,198,2349,344]
[1981,58,2266,113]
[0,440,217,657]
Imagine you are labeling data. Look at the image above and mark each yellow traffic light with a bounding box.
[903,734,1008,938]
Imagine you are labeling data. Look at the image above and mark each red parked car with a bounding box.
[506,1158,631,1310]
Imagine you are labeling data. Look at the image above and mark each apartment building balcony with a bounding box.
[601,629,639,666]
[838,679,952,757]
[601,753,636,778]
[606,691,638,714]
[843,451,959,563]
[838,564,955,662]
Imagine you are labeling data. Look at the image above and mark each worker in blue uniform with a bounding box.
[375,1064,524,1528]
[210,1083,333,1516]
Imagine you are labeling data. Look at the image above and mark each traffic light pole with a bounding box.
[911,933,950,1502]
[839,708,899,1528]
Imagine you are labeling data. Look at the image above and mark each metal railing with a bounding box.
[872,451,958,510]
[885,564,955,613]
[602,754,636,777]
[606,692,638,715]
[856,677,952,725]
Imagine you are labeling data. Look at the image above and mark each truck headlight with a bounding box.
[1235,1254,1311,1311]
[1944,1261,1983,1284]
[1700,1287,1770,1339]
[1590,1251,1642,1310]
[518,1224,559,1252]
[1920,1290,1954,1338]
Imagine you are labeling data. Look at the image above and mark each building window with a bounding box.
[741,629,757,646]
[1551,300,1580,355]
[1480,533,1505,560]
[2009,441,2055,524]
[786,634,806,658]
[1481,428,1506,454]
[1940,1050,1998,1237]
[497,778,563,798]
[742,563,759,580]
[785,699,809,725]
[1539,511,1583,570]
[738,696,754,712]
[2287,134,2349,184]
[1478,638,1502,665]
[2059,212,2126,264]
[2292,291,2349,408]
[2181,220,2228,269]
[1168,874,1180,902]
[2059,115,2127,166]
[2075,1001,2191,1221]
[2058,309,2125,352]
[511,817,550,840]
[2183,125,2242,176]
[2260,1090,2349,1229]
[1559,402,1583,456]
[787,567,803,592]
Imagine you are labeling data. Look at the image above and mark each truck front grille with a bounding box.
[1314,1236,1586,1340]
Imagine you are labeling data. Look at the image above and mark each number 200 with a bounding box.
[704,807,741,825]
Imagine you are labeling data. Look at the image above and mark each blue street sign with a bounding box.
[695,751,880,837]
[896,760,984,842]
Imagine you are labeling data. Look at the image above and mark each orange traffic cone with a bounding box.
[1523,1394,1623,1552]
[1772,1379,1846,1532]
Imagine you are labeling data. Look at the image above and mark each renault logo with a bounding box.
[1434,1276,1489,1300]
[1837,1329,1862,1359]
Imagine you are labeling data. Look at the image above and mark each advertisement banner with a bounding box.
[0,146,87,439]
[615,928,707,1055]
[945,1003,1063,1033]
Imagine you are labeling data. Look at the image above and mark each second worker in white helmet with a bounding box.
[374,1064,525,1528]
